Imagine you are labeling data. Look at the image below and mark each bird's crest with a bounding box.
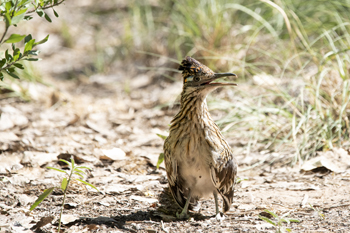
[179,56,214,83]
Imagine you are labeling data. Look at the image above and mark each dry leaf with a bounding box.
[60,215,79,225]
[0,155,23,173]
[22,152,59,167]
[0,132,19,142]
[301,148,350,173]
[31,216,54,230]
[101,148,126,161]
[130,195,158,204]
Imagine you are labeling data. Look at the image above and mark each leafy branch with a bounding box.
[0,0,66,81]
[27,0,66,13]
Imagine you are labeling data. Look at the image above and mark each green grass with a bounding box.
[0,60,44,100]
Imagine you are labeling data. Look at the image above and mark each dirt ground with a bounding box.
[1,1,350,233]
[1,75,350,233]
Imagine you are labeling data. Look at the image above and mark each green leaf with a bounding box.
[73,168,86,175]
[44,13,52,22]
[14,8,28,16]
[7,67,15,73]
[6,70,20,79]
[287,218,300,223]
[47,166,67,174]
[4,34,26,43]
[12,48,21,61]
[5,2,12,12]
[12,8,27,24]
[24,15,33,21]
[24,39,35,53]
[34,35,49,46]
[61,178,67,190]
[0,59,6,68]
[76,179,99,192]
[5,49,12,62]
[4,13,11,27]
[24,34,32,43]
[70,158,75,168]
[23,58,39,61]
[28,50,40,56]
[156,153,164,169]
[73,172,84,178]
[39,0,45,7]
[281,218,290,224]
[18,0,31,7]
[29,187,55,211]
[59,159,71,166]
[53,8,59,17]
[286,228,292,232]
[13,63,24,69]
[156,133,167,140]
[36,8,44,17]
[258,215,276,226]
[264,209,278,218]
[75,166,92,170]
[0,72,4,81]
[12,14,25,25]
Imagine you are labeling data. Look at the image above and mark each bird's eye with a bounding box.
[194,76,200,82]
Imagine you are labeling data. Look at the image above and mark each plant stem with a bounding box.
[0,0,18,44]
[27,0,66,13]
[0,26,9,44]
[57,166,74,232]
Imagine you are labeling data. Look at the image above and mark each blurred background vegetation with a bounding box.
[1,0,350,165]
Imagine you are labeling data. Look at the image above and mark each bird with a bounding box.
[163,56,238,219]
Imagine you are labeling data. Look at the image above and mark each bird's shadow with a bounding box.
[59,188,212,231]
[155,187,212,221]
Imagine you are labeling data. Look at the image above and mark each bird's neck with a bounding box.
[170,91,227,153]
[171,92,214,128]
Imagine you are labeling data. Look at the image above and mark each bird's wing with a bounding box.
[163,137,196,210]
[163,137,186,208]
[210,149,237,212]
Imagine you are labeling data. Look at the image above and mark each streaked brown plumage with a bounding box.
[164,56,238,219]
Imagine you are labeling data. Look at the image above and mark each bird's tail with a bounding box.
[220,189,234,212]
[169,184,198,210]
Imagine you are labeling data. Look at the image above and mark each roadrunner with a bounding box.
[164,56,238,219]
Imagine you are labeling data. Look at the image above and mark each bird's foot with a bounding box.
[214,212,225,221]
[176,211,189,219]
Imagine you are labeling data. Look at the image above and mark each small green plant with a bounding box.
[309,203,325,220]
[156,133,167,169]
[258,209,300,233]
[235,177,248,184]
[0,0,66,81]
[30,158,99,232]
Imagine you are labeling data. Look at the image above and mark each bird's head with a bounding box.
[179,56,237,96]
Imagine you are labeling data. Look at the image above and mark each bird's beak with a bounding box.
[201,73,237,87]
[214,73,237,79]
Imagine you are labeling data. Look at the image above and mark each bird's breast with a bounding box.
[177,148,216,198]
[168,120,219,198]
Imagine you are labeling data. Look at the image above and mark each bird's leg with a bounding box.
[176,189,192,219]
[213,191,220,215]
[213,191,225,221]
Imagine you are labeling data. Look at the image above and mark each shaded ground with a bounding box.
[1,1,350,232]
[1,77,350,233]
